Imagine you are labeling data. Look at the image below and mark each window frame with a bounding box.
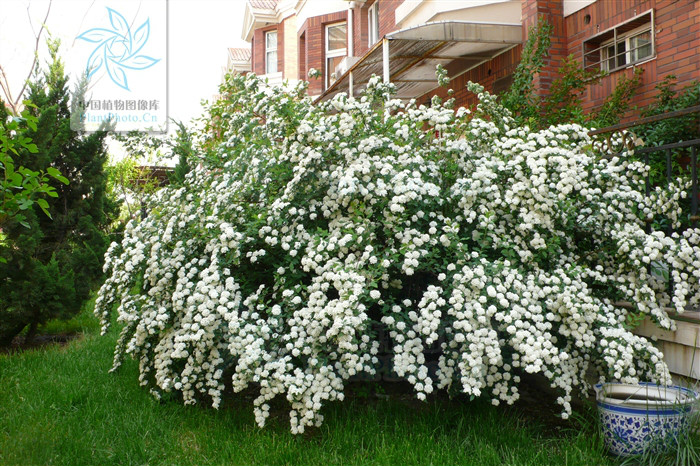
[265,30,278,74]
[600,23,653,72]
[368,2,379,47]
[583,10,654,73]
[325,21,347,89]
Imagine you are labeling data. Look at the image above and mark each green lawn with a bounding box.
[0,312,615,466]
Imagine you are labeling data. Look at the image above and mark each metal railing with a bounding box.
[590,105,700,320]
[589,104,700,230]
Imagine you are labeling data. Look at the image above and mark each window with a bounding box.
[325,22,346,89]
[600,27,652,71]
[583,11,654,73]
[368,2,379,46]
[265,30,278,74]
[629,30,652,62]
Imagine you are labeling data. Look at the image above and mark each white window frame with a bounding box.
[265,30,278,74]
[325,22,347,89]
[600,23,653,72]
[583,10,654,73]
[368,2,379,46]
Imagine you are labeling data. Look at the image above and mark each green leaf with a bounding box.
[10,172,23,187]
[3,159,14,176]
[46,167,61,177]
[39,202,52,219]
[18,198,33,210]
[47,167,69,184]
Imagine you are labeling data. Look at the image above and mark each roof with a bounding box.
[317,21,522,103]
[248,0,278,10]
[242,0,281,41]
[227,47,252,74]
[228,48,252,61]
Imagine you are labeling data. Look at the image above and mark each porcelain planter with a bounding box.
[595,382,699,457]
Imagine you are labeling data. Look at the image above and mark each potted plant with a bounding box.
[595,382,699,457]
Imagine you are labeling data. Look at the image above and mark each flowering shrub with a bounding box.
[96,73,700,433]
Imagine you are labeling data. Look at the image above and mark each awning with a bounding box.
[315,21,522,103]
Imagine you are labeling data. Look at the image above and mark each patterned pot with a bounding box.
[595,382,698,457]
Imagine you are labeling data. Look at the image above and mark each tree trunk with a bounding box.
[24,321,38,345]
[0,322,28,347]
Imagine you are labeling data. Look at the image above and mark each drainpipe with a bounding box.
[347,3,354,57]
[382,38,390,83]
[348,2,354,96]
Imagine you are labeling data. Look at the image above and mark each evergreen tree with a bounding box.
[0,40,116,345]
[168,120,195,186]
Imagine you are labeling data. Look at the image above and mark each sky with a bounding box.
[0,0,249,130]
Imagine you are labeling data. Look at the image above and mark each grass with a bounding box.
[38,295,102,336]
[11,295,102,343]
[0,307,616,466]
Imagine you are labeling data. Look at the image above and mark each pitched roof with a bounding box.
[228,47,251,61]
[248,0,278,10]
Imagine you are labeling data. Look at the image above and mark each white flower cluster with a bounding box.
[96,73,700,433]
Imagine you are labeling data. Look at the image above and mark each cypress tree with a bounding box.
[168,120,195,186]
[0,39,116,345]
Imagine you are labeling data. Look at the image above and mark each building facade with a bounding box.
[232,0,699,117]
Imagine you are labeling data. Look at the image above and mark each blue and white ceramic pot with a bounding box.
[595,382,698,457]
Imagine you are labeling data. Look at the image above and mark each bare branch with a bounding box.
[0,0,52,114]
[0,65,16,109]
[72,0,97,48]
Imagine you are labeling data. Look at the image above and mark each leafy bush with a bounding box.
[638,75,700,146]
[96,73,700,433]
[0,103,67,231]
[107,120,196,227]
[630,77,700,231]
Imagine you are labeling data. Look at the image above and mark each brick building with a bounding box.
[233,0,699,116]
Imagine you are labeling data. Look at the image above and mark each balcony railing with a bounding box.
[590,105,700,321]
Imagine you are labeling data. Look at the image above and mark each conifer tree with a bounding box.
[168,120,195,186]
[0,40,116,345]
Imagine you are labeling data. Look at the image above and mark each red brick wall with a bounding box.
[253,24,284,76]
[299,31,307,80]
[353,1,370,57]
[418,45,523,109]
[567,0,700,116]
[522,0,568,98]
[253,28,262,75]
[377,1,400,38]
[352,0,401,58]
[297,10,348,95]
